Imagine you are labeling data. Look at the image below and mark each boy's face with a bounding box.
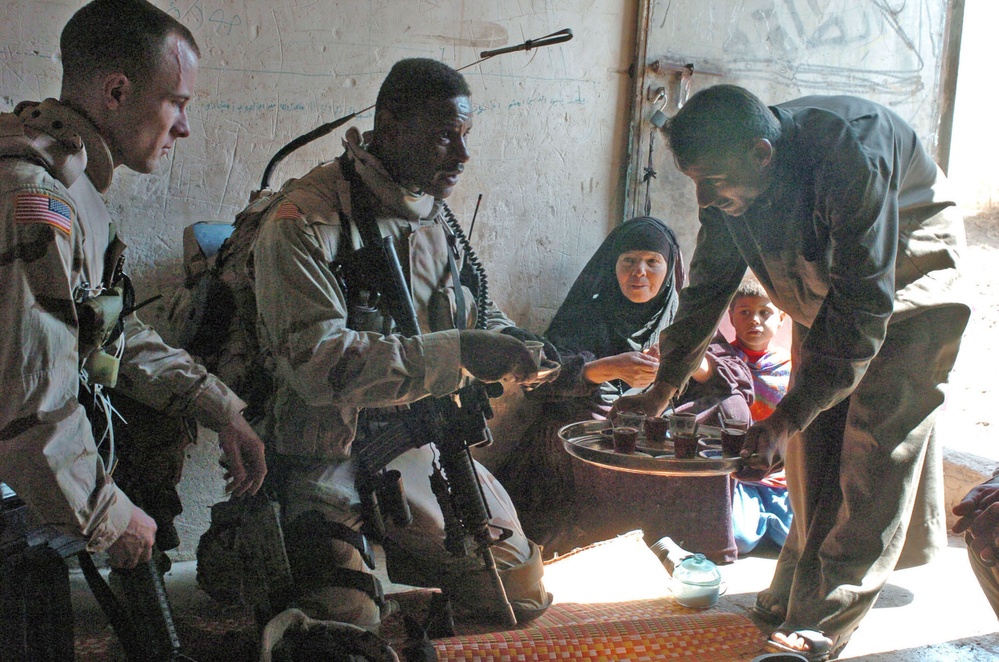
[729,295,785,351]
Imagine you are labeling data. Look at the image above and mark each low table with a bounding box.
[559,421,741,563]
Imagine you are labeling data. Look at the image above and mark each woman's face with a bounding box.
[615,250,669,303]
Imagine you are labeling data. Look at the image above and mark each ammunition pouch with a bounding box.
[196,493,293,610]
[332,244,396,335]
[196,493,386,621]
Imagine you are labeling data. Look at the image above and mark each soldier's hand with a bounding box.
[218,414,267,497]
[107,507,157,569]
[459,329,536,383]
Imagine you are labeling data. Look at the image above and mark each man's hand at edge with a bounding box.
[218,414,267,497]
[736,409,795,481]
[953,477,999,566]
[106,506,156,569]
[609,382,675,419]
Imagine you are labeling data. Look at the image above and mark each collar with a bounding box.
[16,99,115,193]
[342,127,438,223]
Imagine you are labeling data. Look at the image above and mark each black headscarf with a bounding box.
[545,216,684,359]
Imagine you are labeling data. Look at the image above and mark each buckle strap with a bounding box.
[295,566,386,607]
[284,511,375,569]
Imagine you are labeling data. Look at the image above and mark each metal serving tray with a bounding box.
[558,419,743,477]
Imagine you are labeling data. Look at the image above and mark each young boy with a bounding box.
[727,276,792,555]
[728,276,790,421]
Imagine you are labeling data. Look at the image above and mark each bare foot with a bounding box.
[753,589,786,623]
[770,629,835,659]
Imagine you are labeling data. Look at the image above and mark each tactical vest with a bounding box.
[173,159,490,421]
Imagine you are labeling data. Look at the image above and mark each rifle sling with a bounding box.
[339,156,465,330]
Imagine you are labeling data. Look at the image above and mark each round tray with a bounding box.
[558,419,743,476]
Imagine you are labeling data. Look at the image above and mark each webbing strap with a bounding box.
[294,566,386,607]
[339,156,466,329]
[284,511,375,569]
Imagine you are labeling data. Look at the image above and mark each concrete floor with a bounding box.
[718,537,999,661]
[69,534,999,661]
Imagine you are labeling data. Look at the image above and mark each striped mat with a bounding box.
[431,597,763,661]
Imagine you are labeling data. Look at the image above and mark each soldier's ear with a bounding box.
[102,73,130,110]
[374,108,402,143]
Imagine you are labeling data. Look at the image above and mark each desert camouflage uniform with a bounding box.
[0,99,246,552]
[249,127,548,628]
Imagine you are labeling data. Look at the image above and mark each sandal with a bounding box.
[752,589,786,625]
[766,628,846,662]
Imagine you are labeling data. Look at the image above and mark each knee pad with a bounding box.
[283,511,385,613]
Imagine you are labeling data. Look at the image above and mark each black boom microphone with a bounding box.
[259,28,574,191]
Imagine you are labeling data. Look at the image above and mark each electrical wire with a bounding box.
[441,202,491,330]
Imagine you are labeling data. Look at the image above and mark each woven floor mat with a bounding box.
[75,592,765,661]
[410,595,764,661]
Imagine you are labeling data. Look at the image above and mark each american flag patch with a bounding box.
[14,192,73,235]
[273,200,302,221]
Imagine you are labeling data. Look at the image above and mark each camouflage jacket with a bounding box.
[252,127,515,460]
[0,99,246,552]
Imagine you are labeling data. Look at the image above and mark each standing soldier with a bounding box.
[0,0,266,578]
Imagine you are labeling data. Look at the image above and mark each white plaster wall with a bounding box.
[1,0,639,558]
[949,0,999,210]
[627,0,952,263]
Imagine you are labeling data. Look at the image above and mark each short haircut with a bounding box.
[375,59,471,122]
[61,0,200,87]
[730,274,772,311]
[663,84,780,169]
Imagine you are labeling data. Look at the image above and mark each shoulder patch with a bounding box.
[272,200,302,221]
[14,192,73,236]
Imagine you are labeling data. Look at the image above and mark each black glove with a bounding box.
[500,326,561,365]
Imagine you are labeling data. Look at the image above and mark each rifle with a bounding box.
[1,485,185,661]
[352,235,517,628]
[79,551,186,662]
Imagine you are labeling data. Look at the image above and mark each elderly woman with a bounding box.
[496,217,752,558]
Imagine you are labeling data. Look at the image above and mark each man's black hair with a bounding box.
[663,84,780,169]
[61,0,201,87]
[375,58,471,122]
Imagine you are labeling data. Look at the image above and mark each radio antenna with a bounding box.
[259,28,573,190]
